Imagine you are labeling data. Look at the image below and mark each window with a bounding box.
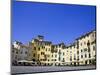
[87,40,90,46]
[74,55,76,60]
[93,46,95,51]
[70,56,72,61]
[20,51,22,54]
[89,53,91,58]
[63,52,64,55]
[81,49,82,52]
[41,52,42,55]
[52,55,53,57]
[89,60,91,63]
[81,55,83,58]
[32,59,35,61]
[12,50,14,53]
[80,43,82,46]
[33,54,35,57]
[59,44,61,47]
[34,47,36,50]
[38,47,40,51]
[70,58,72,61]
[16,51,18,54]
[77,56,79,60]
[84,48,87,52]
[55,55,57,57]
[85,54,87,58]
[77,51,79,54]
[15,56,17,59]
[44,46,45,49]
[88,47,90,52]
[25,51,27,54]
[46,48,47,51]
[42,46,43,49]
[41,52,44,55]
[63,58,65,62]
[42,46,45,49]
[59,57,61,61]
[59,50,61,54]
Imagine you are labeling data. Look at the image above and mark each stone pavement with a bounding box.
[11,65,96,74]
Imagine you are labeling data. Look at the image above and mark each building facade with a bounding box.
[76,30,96,65]
[64,30,96,66]
[12,41,29,65]
[12,30,96,66]
[29,35,52,66]
[18,45,29,61]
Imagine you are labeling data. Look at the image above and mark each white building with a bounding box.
[76,30,96,65]
[12,41,29,65]
[18,45,29,61]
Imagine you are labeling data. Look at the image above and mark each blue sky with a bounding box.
[12,1,96,44]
